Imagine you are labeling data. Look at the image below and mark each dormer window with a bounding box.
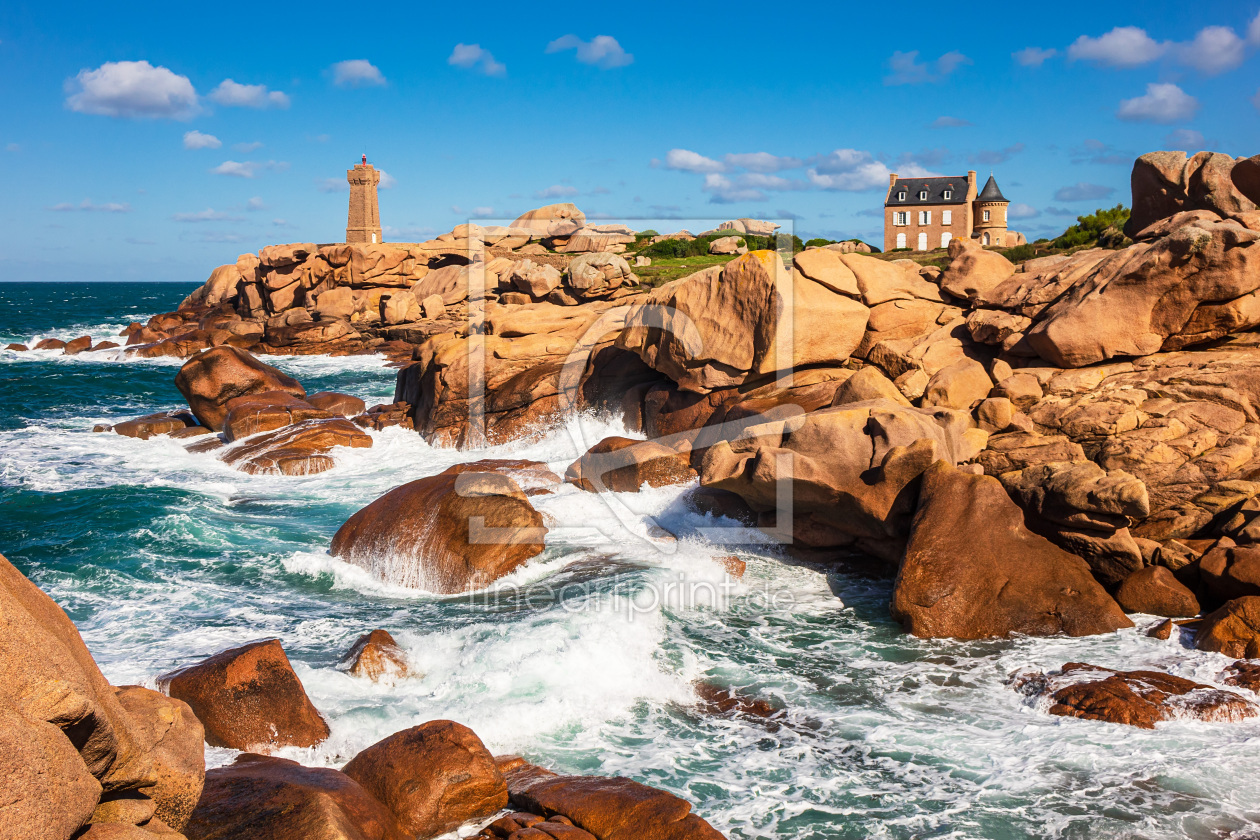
[898,191,907,200]
[918,190,928,200]
[943,190,952,200]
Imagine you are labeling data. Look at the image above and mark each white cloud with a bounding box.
[1174,26,1247,74]
[535,184,579,199]
[65,60,198,119]
[1163,128,1206,151]
[173,208,239,222]
[234,141,263,153]
[1008,203,1040,219]
[273,219,290,227]
[1013,47,1057,67]
[211,160,287,178]
[1069,26,1167,67]
[246,197,266,211]
[1250,11,1260,45]
[448,43,506,76]
[379,170,397,189]
[182,130,221,150]
[702,173,766,204]
[209,79,290,109]
[807,149,895,191]
[662,149,726,173]
[546,35,633,69]
[723,152,802,172]
[47,199,131,212]
[884,50,971,85]
[1054,182,1116,202]
[329,59,386,88]
[1117,82,1199,123]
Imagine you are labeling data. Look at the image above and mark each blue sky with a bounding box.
[1,0,1258,282]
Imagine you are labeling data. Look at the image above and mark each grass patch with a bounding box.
[631,254,739,287]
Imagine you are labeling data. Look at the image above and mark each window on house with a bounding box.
[898,191,906,200]
[942,210,952,225]
[919,190,928,200]
[917,232,928,251]
[983,210,991,222]
[983,232,991,245]
[941,232,952,248]
[896,233,907,249]
[918,210,931,225]
[893,211,909,225]
[943,190,952,200]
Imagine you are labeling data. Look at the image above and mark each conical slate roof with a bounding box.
[977,174,1008,202]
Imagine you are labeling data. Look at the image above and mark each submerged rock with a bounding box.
[342,720,507,838]
[184,753,408,840]
[330,465,547,594]
[1013,662,1258,728]
[175,346,306,431]
[160,639,330,752]
[891,462,1132,639]
[221,391,331,442]
[219,418,372,475]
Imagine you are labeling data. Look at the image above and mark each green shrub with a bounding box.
[805,238,833,248]
[1052,205,1130,250]
[638,229,659,237]
[1000,244,1038,263]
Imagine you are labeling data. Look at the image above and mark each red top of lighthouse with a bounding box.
[361,154,367,165]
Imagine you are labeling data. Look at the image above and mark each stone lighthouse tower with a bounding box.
[346,154,382,244]
[972,174,1009,247]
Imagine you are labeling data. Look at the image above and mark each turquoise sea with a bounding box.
[3,281,1260,839]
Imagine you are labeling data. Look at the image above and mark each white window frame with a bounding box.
[896,232,907,249]
[941,232,952,248]
[943,190,952,200]
[917,232,928,251]
[897,191,907,201]
[983,210,991,222]
[942,210,952,225]
[893,211,909,226]
[918,210,931,225]
[918,190,928,200]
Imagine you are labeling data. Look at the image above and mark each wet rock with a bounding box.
[63,335,94,355]
[221,391,331,442]
[113,411,199,440]
[340,630,409,682]
[684,487,757,526]
[1148,618,1175,639]
[175,346,306,431]
[693,680,781,721]
[330,466,547,594]
[34,337,67,350]
[1114,566,1200,617]
[1196,597,1260,658]
[342,720,507,838]
[1013,662,1257,728]
[220,418,372,475]
[113,686,205,831]
[505,764,726,840]
[566,436,697,493]
[305,391,368,417]
[1222,660,1260,693]
[160,639,330,752]
[184,753,408,840]
[353,402,413,431]
[891,463,1133,639]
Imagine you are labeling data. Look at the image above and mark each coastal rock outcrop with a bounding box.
[340,630,409,682]
[219,418,373,475]
[1195,596,1260,657]
[1013,662,1258,728]
[160,639,330,752]
[890,463,1132,638]
[184,753,408,840]
[1125,151,1256,237]
[566,436,697,493]
[175,347,306,431]
[330,465,547,593]
[1113,566,1200,617]
[341,721,508,838]
[112,686,205,832]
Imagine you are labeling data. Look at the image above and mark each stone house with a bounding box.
[883,170,1024,252]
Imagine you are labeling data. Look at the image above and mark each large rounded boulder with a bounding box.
[330,465,547,594]
[160,639,329,752]
[341,720,507,838]
[175,346,305,431]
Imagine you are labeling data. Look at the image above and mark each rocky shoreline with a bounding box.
[8,149,1260,838]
